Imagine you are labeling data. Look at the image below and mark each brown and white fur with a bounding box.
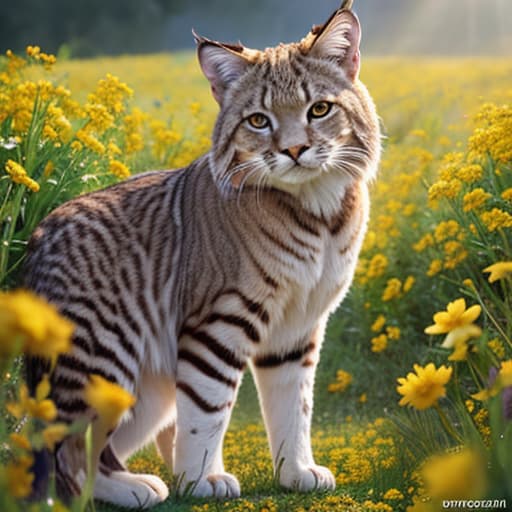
[25,5,380,509]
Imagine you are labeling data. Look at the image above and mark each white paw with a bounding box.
[94,471,169,509]
[280,464,336,492]
[187,472,241,498]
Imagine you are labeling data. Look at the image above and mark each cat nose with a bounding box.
[281,144,310,162]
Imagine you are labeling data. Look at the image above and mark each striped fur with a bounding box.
[24,6,380,509]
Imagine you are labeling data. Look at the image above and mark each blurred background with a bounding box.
[2,0,512,58]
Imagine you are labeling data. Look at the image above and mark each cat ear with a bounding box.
[195,32,250,104]
[308,10,361,81]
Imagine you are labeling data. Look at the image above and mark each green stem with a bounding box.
[0,185,25,286]
[434,402,464,445]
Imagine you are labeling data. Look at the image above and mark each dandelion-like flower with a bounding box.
[0,289,73,361]
[424,298,481,336]
[396,363,452,410]
[483,261,512,283]
[421,448,487,501]
[84,374,136,429]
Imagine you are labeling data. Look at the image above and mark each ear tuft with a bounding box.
[308,10,361,82]
[195,32,250,105]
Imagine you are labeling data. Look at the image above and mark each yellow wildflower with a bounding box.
[371,315,386,333]
[4,159,40,192]
[434,220,460,243]
[480,208,512,232]
[382,278,402,302]
[7,380,57,422]
[367,254,388,279]
[0,290,73,361]
[428,179,462,205]
[499,360,512,387]
[413,233,434,252]
[427,259,443,277]
[9,432,31,451]
[501,188,512,201]
[487,338,505,359]
[371,334,388,353]
[76,129,106,154]
[88,74,133,114]
[444,325,482,361]
[397,363,452,410]
[455,164,483,183]
[383,488,404,500]
[84,374,136,429]
[42,423,69,451]
[483,261,512,283]
[443,240,468,269]
[424,298,481,335]
[386,326,401,340]
[5,454,34,498]
[327,369,352,393]
[403,275,415,293]
[422,449,487,501]
[359,393,367,403]
[43,160,55,177]
[85,102,115,133]
[462,187,491,212]
[109,159,131,179]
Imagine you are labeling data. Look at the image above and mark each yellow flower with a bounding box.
[487,338,505,359]
[426,259,442,277]
[483,261,512,283]
[0,289,74,361]
[386,326,401,340]
[434,220,460,243]
[108,159,131,179]
[9,432,31,451]
[462,188,491,212]
[382,278,402,302]
[480,208,512,232]
[42,423,69,451]
[501,188,512,201]
[4,454,34,498]
[403,276,415,293]
[4,159,40,192]
[383,488,404,500]
[367,254,388,279]
[371,315,386,333]
[413,233,434,252]
[359,393,367,403]
[444,325,482,361]
[397,363,452,410]
[424,298,481,335]
[327,369,352,393]
[499,360,512,387]
[422,449,487,501]
[8,377,58,422]
[371,334,388,353]
[84,374,136,429]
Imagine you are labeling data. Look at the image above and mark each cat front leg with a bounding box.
[251,322,335,492]
[173,325,247,498]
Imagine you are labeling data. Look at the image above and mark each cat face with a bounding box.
[196,8,380,199]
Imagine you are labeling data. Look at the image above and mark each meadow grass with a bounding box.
[0,48,511,511]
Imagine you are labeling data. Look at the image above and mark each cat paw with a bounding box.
[92,470,169,509]
[280,464,336,492]
[189,472,241,498]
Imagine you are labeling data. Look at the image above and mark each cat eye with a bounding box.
[247,113,271,130]
[308,101,332,119]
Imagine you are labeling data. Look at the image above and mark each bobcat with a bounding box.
[25,2,380,508]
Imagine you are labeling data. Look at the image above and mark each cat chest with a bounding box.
[276,218,364,329]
